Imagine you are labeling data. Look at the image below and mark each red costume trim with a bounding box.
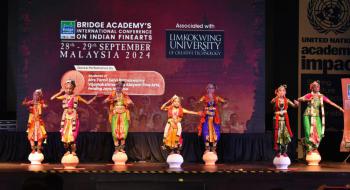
[274,97,293,150]
[167,105,184,118]
[197,94,221,136]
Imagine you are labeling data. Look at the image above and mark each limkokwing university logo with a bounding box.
[307,0,350,34]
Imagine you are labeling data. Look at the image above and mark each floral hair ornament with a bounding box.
[33,88,43,99]
[65,79,76,88]
[274,84,287,95]
[309,80,320,90]
[116,81,125,86]
[206,83,217,90]
[171,94,182,103]
[34,89,43,95]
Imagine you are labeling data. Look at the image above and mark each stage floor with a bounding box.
[1,162,349,190]
[0,161,349,173]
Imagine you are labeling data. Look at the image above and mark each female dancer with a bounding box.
[198,83,227,153]
[103,81,133,153]
[51,80,97,156]
[160,95,200,154]
[271,85,298,157]
[23,89,47,153]
[298,81,344,154]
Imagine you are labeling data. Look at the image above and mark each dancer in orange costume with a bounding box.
[161,95,200,154]
[22,89,47,153]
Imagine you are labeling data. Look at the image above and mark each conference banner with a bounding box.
[340,78,350,152]
[16,0,265,133]
[298,0,350,157]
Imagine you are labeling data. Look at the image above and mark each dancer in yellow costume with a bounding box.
[161,95,200,154]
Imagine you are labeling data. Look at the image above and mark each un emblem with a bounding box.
[307,0,350,34]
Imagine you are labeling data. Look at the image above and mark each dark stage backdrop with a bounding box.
[0,132,274,163]
[14,0,266,133]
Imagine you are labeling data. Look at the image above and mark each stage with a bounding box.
[1,162,349,190]
[1,132,350,189]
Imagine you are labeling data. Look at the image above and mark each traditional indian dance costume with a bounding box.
[272,97,294,155]
[163,105,184,151]
[57,94,82,153]
[198,95,225,151]
[108,91,132,151]
[300,92,327,152]
[24,99,47,152]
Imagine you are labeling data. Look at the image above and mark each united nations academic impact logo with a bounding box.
[307,0,350,34]
[60,20,76,39]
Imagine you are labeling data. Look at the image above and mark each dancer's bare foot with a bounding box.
[31,146,36,154]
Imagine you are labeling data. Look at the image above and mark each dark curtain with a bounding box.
[0,132,275,163]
